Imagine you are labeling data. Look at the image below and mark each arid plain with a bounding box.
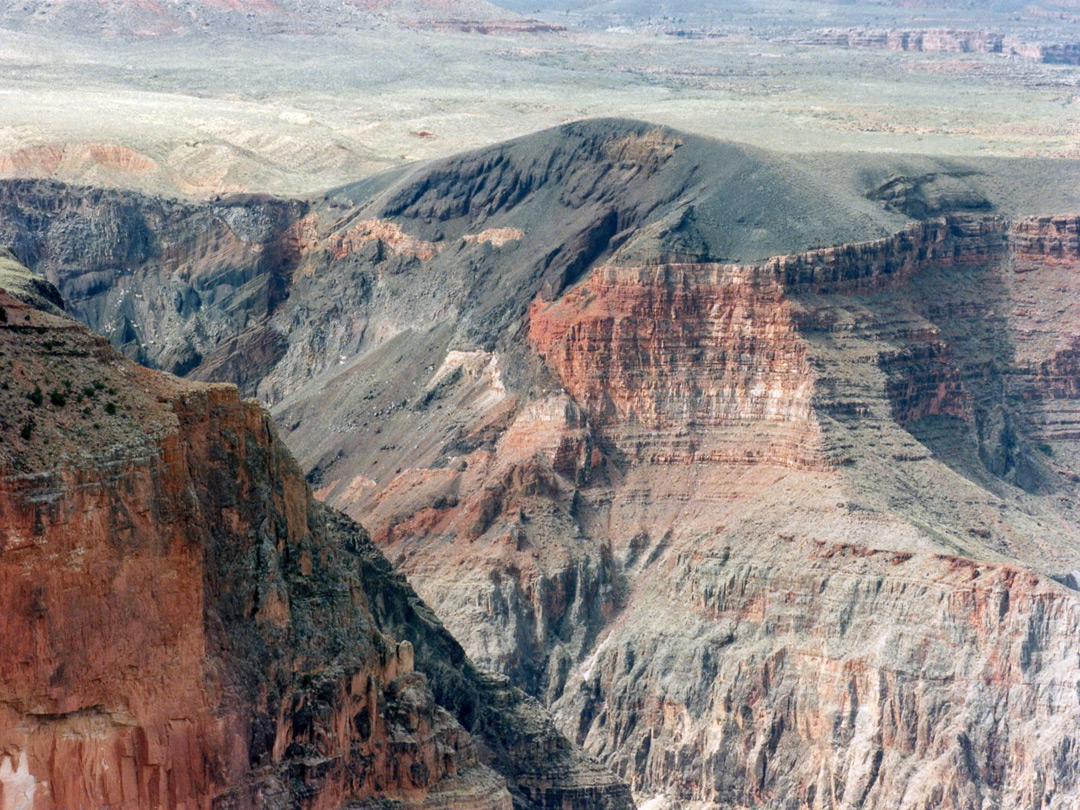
[0,0,1077,197]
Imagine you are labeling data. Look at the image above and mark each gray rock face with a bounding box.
[0,245,64,315]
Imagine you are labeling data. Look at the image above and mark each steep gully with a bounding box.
[2,171,1080,807]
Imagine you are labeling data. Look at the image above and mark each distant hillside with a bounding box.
[0,0,542,37]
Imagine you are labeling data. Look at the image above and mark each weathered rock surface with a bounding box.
[0,277,631,809]
[4,119,1080,809]
[782,28,1080,65]
[273,139,1080,808]
[0,180,307,386]
[534,215,1080,809]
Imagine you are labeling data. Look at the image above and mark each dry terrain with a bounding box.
[0,0,1075,196]
[2,2,1080,809]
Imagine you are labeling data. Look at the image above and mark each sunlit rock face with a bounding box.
[530,215,1080,809]
[336,212,1080,809]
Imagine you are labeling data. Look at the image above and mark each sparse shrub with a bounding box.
[1037,443,1054,457]
[1,381,8,390]
[26,386,43,406]
[82,406,91,416]
[82,386,96,398]
[104,401,117,415]
[0,305,6,323]
[107,387,116,396]
[49,390,66,407]
[92,380,105,391]
[20,419,33,440]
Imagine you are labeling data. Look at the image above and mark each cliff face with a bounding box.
[309,211,1080,809]
[784,28,1080,64]
[535,214,1080,809]
[0,289,507,810]
[4,121,1080,809]
[0,180,308,390]
[0,286,631,810]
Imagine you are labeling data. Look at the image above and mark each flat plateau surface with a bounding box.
[0,0,1077,197]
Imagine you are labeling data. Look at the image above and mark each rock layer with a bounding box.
[538,214,1080,809]
[782,28,1080,65]
[319,211,1080,808]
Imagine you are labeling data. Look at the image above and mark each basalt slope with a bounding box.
[0,261,631,809]
[5,119,1080,809]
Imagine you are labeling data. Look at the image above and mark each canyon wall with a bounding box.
[4,122,1080,809]
[538,214,1080,809]
[321,212,1080,809]
[0,180,308,389]
[0,284,631,810]
[784,29,1080,64]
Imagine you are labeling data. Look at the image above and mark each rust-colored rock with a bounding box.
[7,121,1080,810]
[314,211,1080,809]
[0,290,511,810]
[0,285,628,810]
[329,219,440,262]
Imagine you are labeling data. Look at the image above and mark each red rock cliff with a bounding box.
[0,289,511,810]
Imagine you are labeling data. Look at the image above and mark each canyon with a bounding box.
[2,118,1080,808]
[0,259,631,808]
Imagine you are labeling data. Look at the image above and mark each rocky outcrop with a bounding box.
[0,289,507,810]
[529,263,823,469]
[783,28,1080,65]
[330,219,440,261]
[0,180,308,388]
[313,211,1080,809]
[0,286,631,810]
[540,214,1080,809]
